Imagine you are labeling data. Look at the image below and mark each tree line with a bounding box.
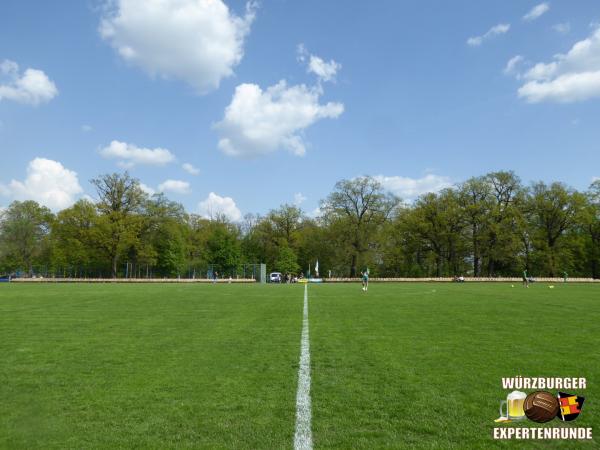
[1,171,599,279]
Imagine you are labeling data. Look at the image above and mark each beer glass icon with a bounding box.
[500,391,526,420]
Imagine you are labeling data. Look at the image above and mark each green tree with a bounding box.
[0,201,53,275]
[139,194,187,277]
[406,191,464,277]
[51,199,99,276]
[529,182,586,276]
[483,171,523,276]
[274,245,301,275]
[582,180,600,278]
[321,176,400,276]
[206,222,241,276]
[458,176,491,276]
[268,204,303,248]
[90,172,146,277]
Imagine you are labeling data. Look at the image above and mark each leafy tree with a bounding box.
[140,194,187,277]
[206,222,241,276]
[3,170,599,280]
[458,176,491,276]
[90,172,146,277]
[528,182,586,276]
[274,245,301,275]
[296,218,335,277]
[0,201,53,275]
[483,171,523,276]
[406,191,458,277]
[581,180,600,278]
[321,176,400,276]
[268,204,303,248]
[51,199,99,276]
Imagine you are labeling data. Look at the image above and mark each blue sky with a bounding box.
[1,0,599,218]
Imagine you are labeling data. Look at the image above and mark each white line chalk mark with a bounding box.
[294,284,313,450]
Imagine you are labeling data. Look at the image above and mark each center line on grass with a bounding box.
[294,283,313,450]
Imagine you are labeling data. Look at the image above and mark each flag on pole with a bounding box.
[315,260,319,277]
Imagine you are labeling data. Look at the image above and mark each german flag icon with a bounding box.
[557,392,585,421]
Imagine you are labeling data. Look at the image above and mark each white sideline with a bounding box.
[294,284,313,450]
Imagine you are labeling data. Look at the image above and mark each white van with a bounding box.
[269,272,283,283]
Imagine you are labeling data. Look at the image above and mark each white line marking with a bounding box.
[294,284,313,450]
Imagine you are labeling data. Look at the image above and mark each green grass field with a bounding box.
[1,282,598,449]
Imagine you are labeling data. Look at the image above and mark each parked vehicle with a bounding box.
[269,272,282,283]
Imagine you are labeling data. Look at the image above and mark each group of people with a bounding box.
[283,273,303,283]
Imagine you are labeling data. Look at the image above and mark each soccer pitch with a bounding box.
[1,283,598,449]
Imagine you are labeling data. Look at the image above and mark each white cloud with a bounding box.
[294,192,307,206]
[520,72,600,103]
[307,206,322,219]
[0,158,83,210]
[504,55,524,76]
[523,3,550,22]
[374,174,452,201]
[198,192,242,221]
[0,59,58,106]
[100,140,175,167]
[182,162,200,175]
[99,0,256,94]
[139,183,156,196]
[297,44,341,82]
[553,22,570,34]
[518,27,600,102]
[158,179,191,194]
[467,23,510,47]
[215,80,344,158]
[308,56,341,83]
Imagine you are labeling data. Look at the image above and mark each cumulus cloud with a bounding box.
[297,44,341,82]
[308,56,341,82]
[294,192,307,206]
[139,183,156,196]
[0,60,58,106]
[158,179,191,194]
[374,174,452,201]
[0,158,83,210]
[99,0,256,94]
[518,27,600,102]
[467,23,510,47]
[215,80,344,158]
[523,3,550,22]
[182,162,200,175]
[198,192,242,221]
[504,55,525,76]
[100,140,175,167]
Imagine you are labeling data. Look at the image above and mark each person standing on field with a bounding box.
[362,270,369,292]
[522,269,529,288]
